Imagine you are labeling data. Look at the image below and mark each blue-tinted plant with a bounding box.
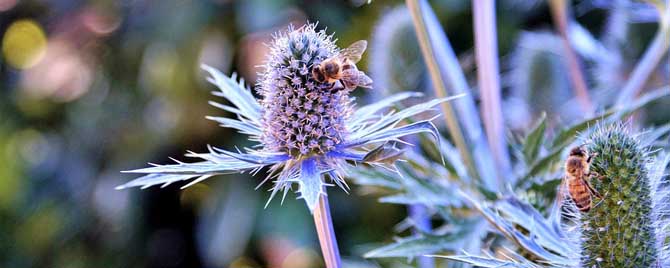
[356,90,669,266]
[368,7,435,268]
[507,31,578,124]
[355,0,670,266]
[405,0,500,193]
[369,6,428,101]
[430,123,670,268]
[118,23,453,268]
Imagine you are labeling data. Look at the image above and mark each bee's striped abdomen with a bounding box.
[569,179,592,211]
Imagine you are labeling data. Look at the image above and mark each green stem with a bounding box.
[313,194,341,268]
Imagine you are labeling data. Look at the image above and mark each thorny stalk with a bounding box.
[472,0,511,179]
[549,0,595,116]
[313,194,341,268]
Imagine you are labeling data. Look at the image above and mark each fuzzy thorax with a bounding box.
[258,24,352,157]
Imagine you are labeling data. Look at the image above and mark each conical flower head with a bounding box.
[259,24,350,157]
[581,123,658,267]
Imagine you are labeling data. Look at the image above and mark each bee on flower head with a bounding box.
[311,40,373,91]
[560,146,602,212]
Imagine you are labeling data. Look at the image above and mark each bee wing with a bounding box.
[356,71,372,88]
[340,40,367,63]
[341,69,373,89]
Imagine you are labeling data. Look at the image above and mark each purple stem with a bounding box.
[472,0,511,180]
[313,194,341,268]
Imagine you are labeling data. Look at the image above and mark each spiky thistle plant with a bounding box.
[427,122,670,268]
[355,88,669,266]
[355,0,670,266]
[118,23,452,268]
[355,0,669,266]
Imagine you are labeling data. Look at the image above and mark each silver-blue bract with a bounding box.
[118,23,458,212]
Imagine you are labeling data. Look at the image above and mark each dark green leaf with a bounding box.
[522,112,546,163]
[522,147,563,181]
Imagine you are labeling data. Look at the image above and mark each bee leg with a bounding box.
[583,175,603,199]
[586,152,598,164]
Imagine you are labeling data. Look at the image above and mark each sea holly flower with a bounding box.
[118,23,454,212]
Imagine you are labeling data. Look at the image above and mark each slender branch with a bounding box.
[549,0,595,116]
[313,194,341,268]
[405,0,484,187]
[471,0,511,179]
[615,1,670,106]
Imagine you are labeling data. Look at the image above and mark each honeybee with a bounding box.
[311,40,373,91]
[560,146,602,212]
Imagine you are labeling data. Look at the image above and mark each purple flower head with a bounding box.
[259,24,350,158]
[119,22,458,212]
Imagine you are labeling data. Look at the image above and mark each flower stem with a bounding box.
[405,0,487,188]
[471,0,511,179]
[549,0,594,116]
[313,194,341,268]
[615,1,670,105]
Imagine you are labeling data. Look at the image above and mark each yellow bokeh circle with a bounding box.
[2,19,47,69]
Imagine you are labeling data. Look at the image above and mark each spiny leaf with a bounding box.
[296,158,324,212]
[429,254,534,268]
[364,231,468,258]
[348,167,403,190]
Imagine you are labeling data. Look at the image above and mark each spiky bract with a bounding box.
[119,22,450,212]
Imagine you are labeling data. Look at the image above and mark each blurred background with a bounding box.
[0,0,667,267]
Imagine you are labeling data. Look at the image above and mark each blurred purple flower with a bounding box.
[118,23,455,211]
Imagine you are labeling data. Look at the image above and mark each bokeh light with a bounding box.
[2,19,47,69]
[20,39,93,102]
[0,0,17,11]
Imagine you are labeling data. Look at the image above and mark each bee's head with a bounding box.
[324,62,340,76]
[569,146,586,157]
[311,65,326,82]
